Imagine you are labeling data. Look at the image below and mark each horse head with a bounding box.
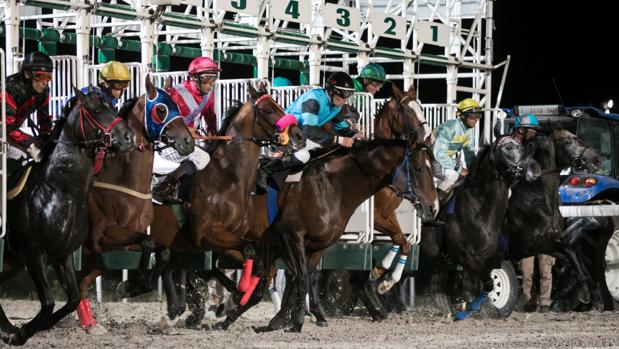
[144,74,194,156]
[552,128,602,173]
[70,87,134,153]
[375,84,439,220]
[246,82,305,150]
[493,136,541,182]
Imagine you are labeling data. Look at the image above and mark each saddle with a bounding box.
[6,159,33,200]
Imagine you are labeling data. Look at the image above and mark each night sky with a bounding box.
[492,1,617,110]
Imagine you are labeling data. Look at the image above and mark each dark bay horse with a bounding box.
[254,85,439,332]
[503,129,601,306]
[1,89,133,345]
[75,75,195,329]
[424,136,541,321]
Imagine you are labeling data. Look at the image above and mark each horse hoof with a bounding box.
[315,320,328,327]
[285,325,303,333]
[85,323,108,335]
[252,325,274,333]
[3,333,26,346]
[115,281,132,299]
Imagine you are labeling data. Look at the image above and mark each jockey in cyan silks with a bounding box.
[259,71,362,185]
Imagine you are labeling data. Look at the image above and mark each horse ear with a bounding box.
[73,86,88,103]
[406,84,417,101]
[259,80,269,93]
[145,74,157,100]
[164,76,173,91]
[248,81,258,99]
[392,84,404,101]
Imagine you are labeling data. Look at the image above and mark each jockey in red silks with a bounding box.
[152,56,220,204]
[1,51,54,166]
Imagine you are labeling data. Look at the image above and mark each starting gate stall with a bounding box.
[0,0,509,304]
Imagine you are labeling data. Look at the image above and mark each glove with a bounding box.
[26,142,43,162]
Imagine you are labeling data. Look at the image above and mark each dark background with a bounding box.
[4,2,616,111]
[492,1,617,109]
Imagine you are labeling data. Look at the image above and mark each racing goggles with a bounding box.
[108,80,130,90]
[368,80,384,89]
[32,71,53,82]
[194,73,218,84]
[331,87,355,100]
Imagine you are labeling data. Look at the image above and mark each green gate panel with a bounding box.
[167,251,212,270]
[371,243,419,271]
[319,243,372,270]
[98,250,153,270]
[73,246,81,271]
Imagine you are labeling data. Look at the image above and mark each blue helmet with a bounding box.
[272,76,292,87]
[514,114,541,129]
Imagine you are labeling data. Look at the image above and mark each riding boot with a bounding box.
[153,160,197,204]
[264,154,304,174]
[257,155,304,192]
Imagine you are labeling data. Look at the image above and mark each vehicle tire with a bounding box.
[430,261,518,318]
[319,270,353,316]
[597,219,619,310]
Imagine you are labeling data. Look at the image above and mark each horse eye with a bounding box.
[262,108,274,114]
[414,166,422,171]
[156,105,168,118]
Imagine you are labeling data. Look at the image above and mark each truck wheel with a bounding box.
[598,224,619,310]
[430,261,518,318]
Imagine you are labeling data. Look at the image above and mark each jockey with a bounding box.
[353,63,387,96]
[432,98,481,193]
[1,51,54,165]
[511,113,541,145]
[152,56,219,204]
[260,72,360,178]
[92,61,132,109]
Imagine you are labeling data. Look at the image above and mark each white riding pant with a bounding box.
[291,139,322,164]
[153,146,210,175]
[434,168,460,192]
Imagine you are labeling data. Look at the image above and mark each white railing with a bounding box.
[422,103,453,129]
[49,56,78,118]
[1,49,7,238]
[271,85,314,109]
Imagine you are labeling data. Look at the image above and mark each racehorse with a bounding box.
[75,75,195,329]
[117,83,305,312]
[252,84,439,332]
[0,89,133,345]
[422,136,542,321]
[503,129,601,307]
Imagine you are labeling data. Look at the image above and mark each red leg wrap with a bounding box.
[238,259,254,292]
[76,298,96,327]
[240,275,261,306]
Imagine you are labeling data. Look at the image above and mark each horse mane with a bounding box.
[219,100,243,136]
[466,144,492,179]
[118,98,139,120]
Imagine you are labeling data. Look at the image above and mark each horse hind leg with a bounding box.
[308,267,328,327]
[564,248,591,304]
[42,254,81,331]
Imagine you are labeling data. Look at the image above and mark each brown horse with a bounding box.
[75,75,194,329]
[117,83,304,304]
[250,84,438,333]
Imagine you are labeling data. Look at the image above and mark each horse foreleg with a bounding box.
[43,254,81,330]
[254,270,296,333]
[280,231,308,333]
[216,277,267,331]
[307,253,328,327]
[5,253,55,346]
[184,272,206,328]
[162,269,184,320]
[0,261,24,334]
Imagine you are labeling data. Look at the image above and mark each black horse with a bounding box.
[1,88,134,345]
[424,136,541,320]
[503,129,601,306]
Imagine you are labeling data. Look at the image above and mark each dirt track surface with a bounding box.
[1,299,618,348]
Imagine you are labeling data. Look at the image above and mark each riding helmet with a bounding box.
[99,61,131,85]
[326,72,355,99]
[456,98,482,116]
[22,51,54,73]
[358,63,387,83]
[514,114,541,129]
[188,56,221,76]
